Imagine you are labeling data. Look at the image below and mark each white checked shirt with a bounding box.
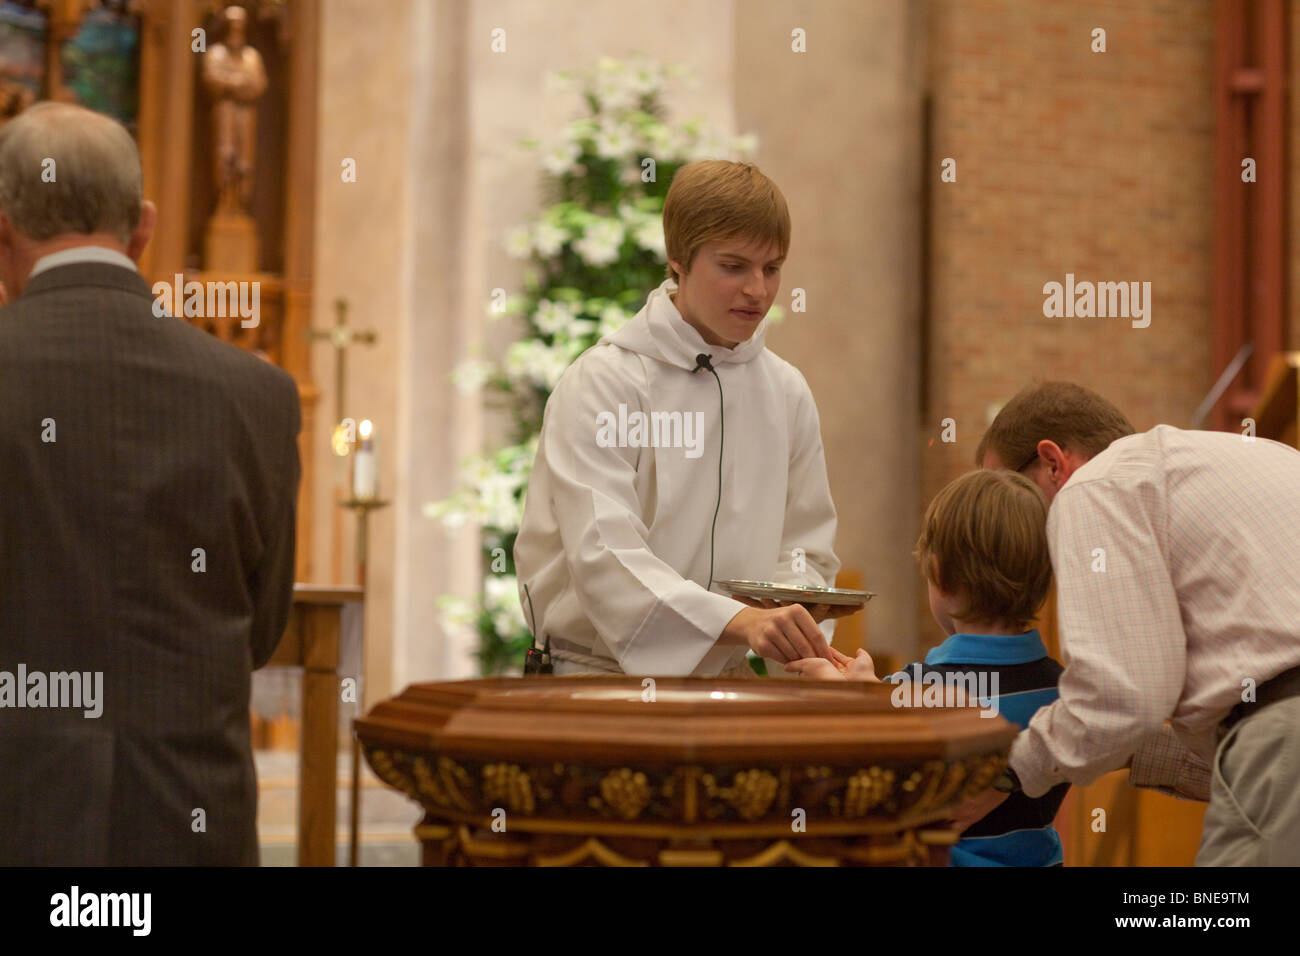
[1010,424,1300,800]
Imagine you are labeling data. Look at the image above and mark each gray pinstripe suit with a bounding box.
[0,262,300,865]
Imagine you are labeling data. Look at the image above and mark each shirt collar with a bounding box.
[924,629,1048,666]
[29,246,137,280]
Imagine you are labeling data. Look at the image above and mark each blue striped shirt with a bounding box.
[890,629,1069,867]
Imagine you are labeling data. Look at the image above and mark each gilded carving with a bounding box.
[535,836,649,867]
[437,757,475,812]
[723,769,779,821]
[366,749,417,800]
[961,754,1004,798]
[367,746,1011,847]
[597,768,652,820]
[843,766,895,818]
[420,758,451,807]
[730,839,839,868]
[482,762,536,814]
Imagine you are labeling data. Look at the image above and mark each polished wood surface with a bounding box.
[1210,0,1288,429]
[358,677,1018,866]
[1251,350,1300,447]
[267,584,364,866]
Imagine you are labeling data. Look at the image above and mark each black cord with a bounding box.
[694,354,724,591]
[522,582,551,674]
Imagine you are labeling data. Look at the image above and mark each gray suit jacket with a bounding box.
[0,263,300,865]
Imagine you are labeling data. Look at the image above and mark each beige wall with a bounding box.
[735,0,924,661]
[314,0,414,706]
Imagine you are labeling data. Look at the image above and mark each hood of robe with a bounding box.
[600,277,769,370]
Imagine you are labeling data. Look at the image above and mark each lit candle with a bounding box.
[353,419,377,500]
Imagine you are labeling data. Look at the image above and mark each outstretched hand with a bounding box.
[720,602,834,663]
[786,647,881,682]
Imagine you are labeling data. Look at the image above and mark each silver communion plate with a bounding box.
[718,580,875,606]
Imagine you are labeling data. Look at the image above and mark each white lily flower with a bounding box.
[633,219,666,257]
[451,358,493,395]
[573,218,625,266]
[594,122,635,160]
[533,298,575,336]
[541,139,581,175]
[532,220,568,257]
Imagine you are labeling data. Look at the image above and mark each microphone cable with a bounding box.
[693,353,723,592]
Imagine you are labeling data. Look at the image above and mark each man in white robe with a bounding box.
[515,210,845,676]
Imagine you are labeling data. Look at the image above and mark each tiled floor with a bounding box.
[255,749,422,867]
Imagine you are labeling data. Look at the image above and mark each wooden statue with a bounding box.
[201,4,266,271]
[202,4,266,214]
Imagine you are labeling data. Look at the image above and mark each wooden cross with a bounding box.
[308,298,377,431]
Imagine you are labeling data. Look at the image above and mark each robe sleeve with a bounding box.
[541,355,747,675]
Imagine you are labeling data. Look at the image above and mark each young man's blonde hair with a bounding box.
[661,160,791,282]
[914,469,1052,631]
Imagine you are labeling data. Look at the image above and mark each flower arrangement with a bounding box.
[426,55,775,675]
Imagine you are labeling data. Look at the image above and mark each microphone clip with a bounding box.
[523,633,553,675]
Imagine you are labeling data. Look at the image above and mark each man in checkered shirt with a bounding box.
[976,381,1300,866]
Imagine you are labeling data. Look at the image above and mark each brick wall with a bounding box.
[920,0,1216,649]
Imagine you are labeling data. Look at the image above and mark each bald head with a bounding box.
[0,102,154,297]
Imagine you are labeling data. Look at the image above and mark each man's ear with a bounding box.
[126,200,156,263]
[1036,440,1073,485]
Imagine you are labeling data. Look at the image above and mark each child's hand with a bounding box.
[783,657,848,680]
[844,648,882,683]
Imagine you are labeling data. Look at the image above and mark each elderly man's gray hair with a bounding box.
[0,102,143,246]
